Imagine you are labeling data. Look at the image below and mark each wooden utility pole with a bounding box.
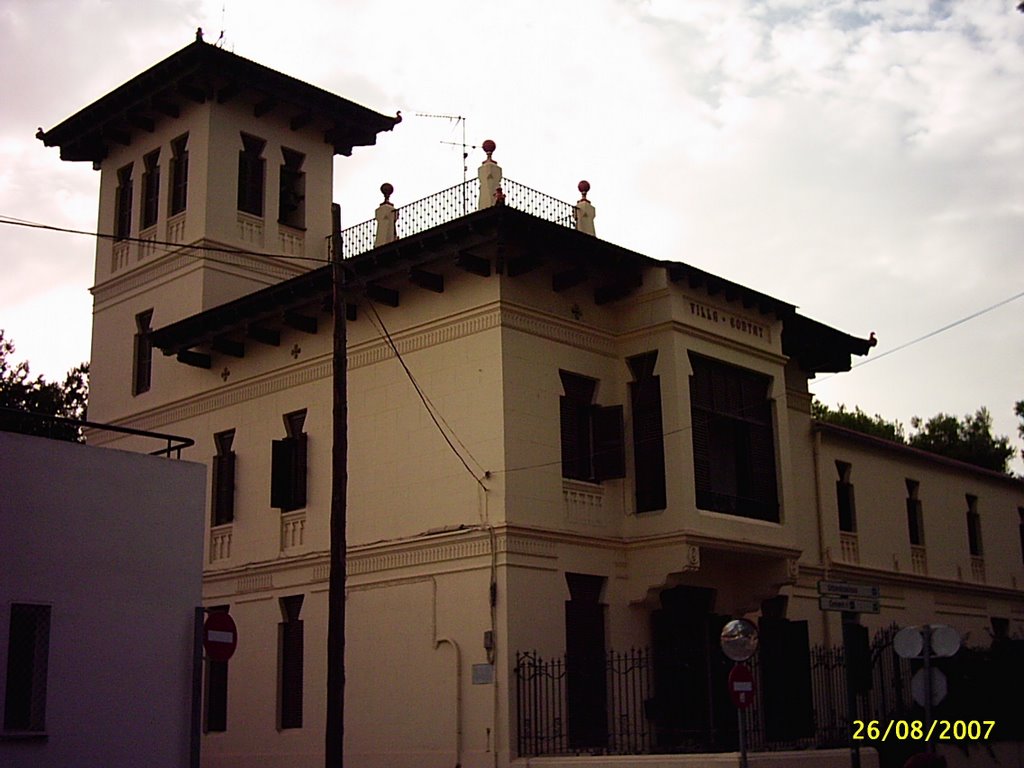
[325,203,347,767]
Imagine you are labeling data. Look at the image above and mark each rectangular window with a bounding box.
[132,309,154,396]
[278,595,304,730]
[559,371,624,483]
[689,353,778,522]
[906,479,924,546]
[628,352,666,513]
[1018,508,1024,566]
[114,163,133,240]
[169,133,189,216]
[278,147,306,229]
[835,461,856,532]
[271,410,307,511]
[966,494,983,556]
[204,606,229,733]
[4,604,51,733]
[212,430,236,526]
[237,133,266,217]
[141,149,160,230]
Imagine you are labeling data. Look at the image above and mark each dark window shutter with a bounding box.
[292,433,308,510]
[592,405,625,481]
[212,452,236,526]
[691,407,711,507]
[271,438,294,510]
[631,375,666,512]
[747,420,779,521]
[560,396,582,479]
[279,595,304,729]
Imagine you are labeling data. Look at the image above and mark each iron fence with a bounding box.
[328,177,577,261]
[515,624,913,757]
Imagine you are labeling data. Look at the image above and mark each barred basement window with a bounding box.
[271,410,307,512]
[237,133,266,216]
[278,595,304,730]
[212,430,236,526]
[132,309,154,396]
[114,162,134,240]
[169,133,189,215]
[141,149,160,229]
[278,147,306,229]
[835,461,856,532]
[689,353,779,522]
[906,479,925,546]
[628,352,666,513]
[559,371,624,483]
[966,494,983,557]
[3,603,51,733]
[204,605,230,733]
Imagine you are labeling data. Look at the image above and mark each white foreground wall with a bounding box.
[0,431,205,768]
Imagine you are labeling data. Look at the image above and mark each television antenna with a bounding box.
[416,112,479,186]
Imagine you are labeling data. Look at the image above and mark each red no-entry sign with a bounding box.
[728,662,755,709]
[203,612,237,662]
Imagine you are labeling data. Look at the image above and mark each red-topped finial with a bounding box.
[482,139,496,162]
[380,182,394,204]
[578,180,591,201]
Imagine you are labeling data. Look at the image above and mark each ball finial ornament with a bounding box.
[578,180,591,200]
[482,139,496,159]
[380,182,394,203]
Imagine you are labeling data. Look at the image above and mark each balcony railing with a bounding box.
[327,177,577,261]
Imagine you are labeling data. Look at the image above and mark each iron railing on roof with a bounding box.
[0,406,195,458]
[328,177,577,261]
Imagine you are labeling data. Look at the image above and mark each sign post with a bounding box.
[720,619,759,768]
[894,624,960,755]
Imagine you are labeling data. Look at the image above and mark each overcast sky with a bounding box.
[2,0,1022,470]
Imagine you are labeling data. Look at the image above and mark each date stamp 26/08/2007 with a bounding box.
[852,720,995,742]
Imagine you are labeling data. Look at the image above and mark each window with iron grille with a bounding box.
[559,371,624,483]
[688,353,778,522]
[966,494,983,556]
[271,410,307,511]
[3,603,51,733]
[141,149,160,230]
[278,595,304,730]
[212,430,236,526]
[835,461,856,532]
[628,352,666,513]
[237,133,266,216]
[114,163,133,240]
[906,479,925,546]
[132,309,153,396]
[204,605,229,733]
[278,147,306,229]
[169,133,189,215]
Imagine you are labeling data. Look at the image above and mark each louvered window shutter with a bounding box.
[592,405,625,481]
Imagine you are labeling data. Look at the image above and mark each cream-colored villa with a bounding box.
[37,34,1024,768]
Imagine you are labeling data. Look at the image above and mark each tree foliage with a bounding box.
[908,408,1014,474]
[814,399,1017,475]
[0,329,89,442]
[811,400,906,443]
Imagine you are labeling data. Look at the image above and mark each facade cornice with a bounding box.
[814,421,1024,489]
[91,239,304,306]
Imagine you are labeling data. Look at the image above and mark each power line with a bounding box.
[811,287,1024,388]
[360,293,488,490]
[0,215,331,266]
